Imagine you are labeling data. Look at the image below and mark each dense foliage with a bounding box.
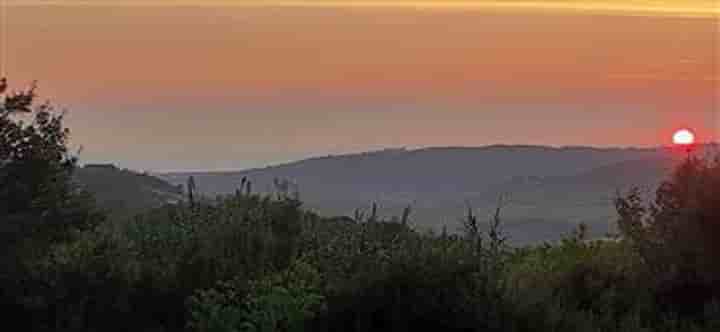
[1,80,102,251]
[2,79,720,331]
[615,156,720,315]
[1,80,103,325]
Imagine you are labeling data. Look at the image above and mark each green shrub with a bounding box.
[187,259,325,332]
[506,234,654,330]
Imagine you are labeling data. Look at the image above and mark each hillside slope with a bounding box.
[159,145,705,243]
[76,165,183,219]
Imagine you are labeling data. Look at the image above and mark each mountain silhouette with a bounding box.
[158,144,714,244]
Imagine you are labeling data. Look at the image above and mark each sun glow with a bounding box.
[673,129,696,146]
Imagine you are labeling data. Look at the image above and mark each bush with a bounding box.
[187,259,325,332]
[18,192,311,331]
[506,229,654,330]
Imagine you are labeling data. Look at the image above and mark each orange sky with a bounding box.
[1,3,718,171]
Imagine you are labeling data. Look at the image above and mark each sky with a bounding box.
[1,1,718,171]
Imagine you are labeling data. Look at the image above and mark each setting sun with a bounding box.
[673,128,696,145]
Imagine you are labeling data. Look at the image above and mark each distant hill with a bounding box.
[75,164,184,219]
[158,145,715,244]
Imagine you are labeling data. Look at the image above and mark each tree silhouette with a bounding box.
[0,79,101,256]
[615,156,720,313]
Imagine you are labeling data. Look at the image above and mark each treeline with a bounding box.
[2,80,720,331]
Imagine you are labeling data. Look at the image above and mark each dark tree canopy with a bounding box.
[616,155,720,284]
[0,78,101,254]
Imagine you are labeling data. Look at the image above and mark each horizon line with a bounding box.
[139,142,720,175]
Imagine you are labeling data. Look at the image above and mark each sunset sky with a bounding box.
[1,1,718,171]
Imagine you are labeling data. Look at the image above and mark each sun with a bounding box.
[673,128,696,146]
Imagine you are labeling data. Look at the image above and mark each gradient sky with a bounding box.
[1,1,718,171]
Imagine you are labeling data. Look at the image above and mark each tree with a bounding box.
[0,78,102,259]
[615,155,720,312]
